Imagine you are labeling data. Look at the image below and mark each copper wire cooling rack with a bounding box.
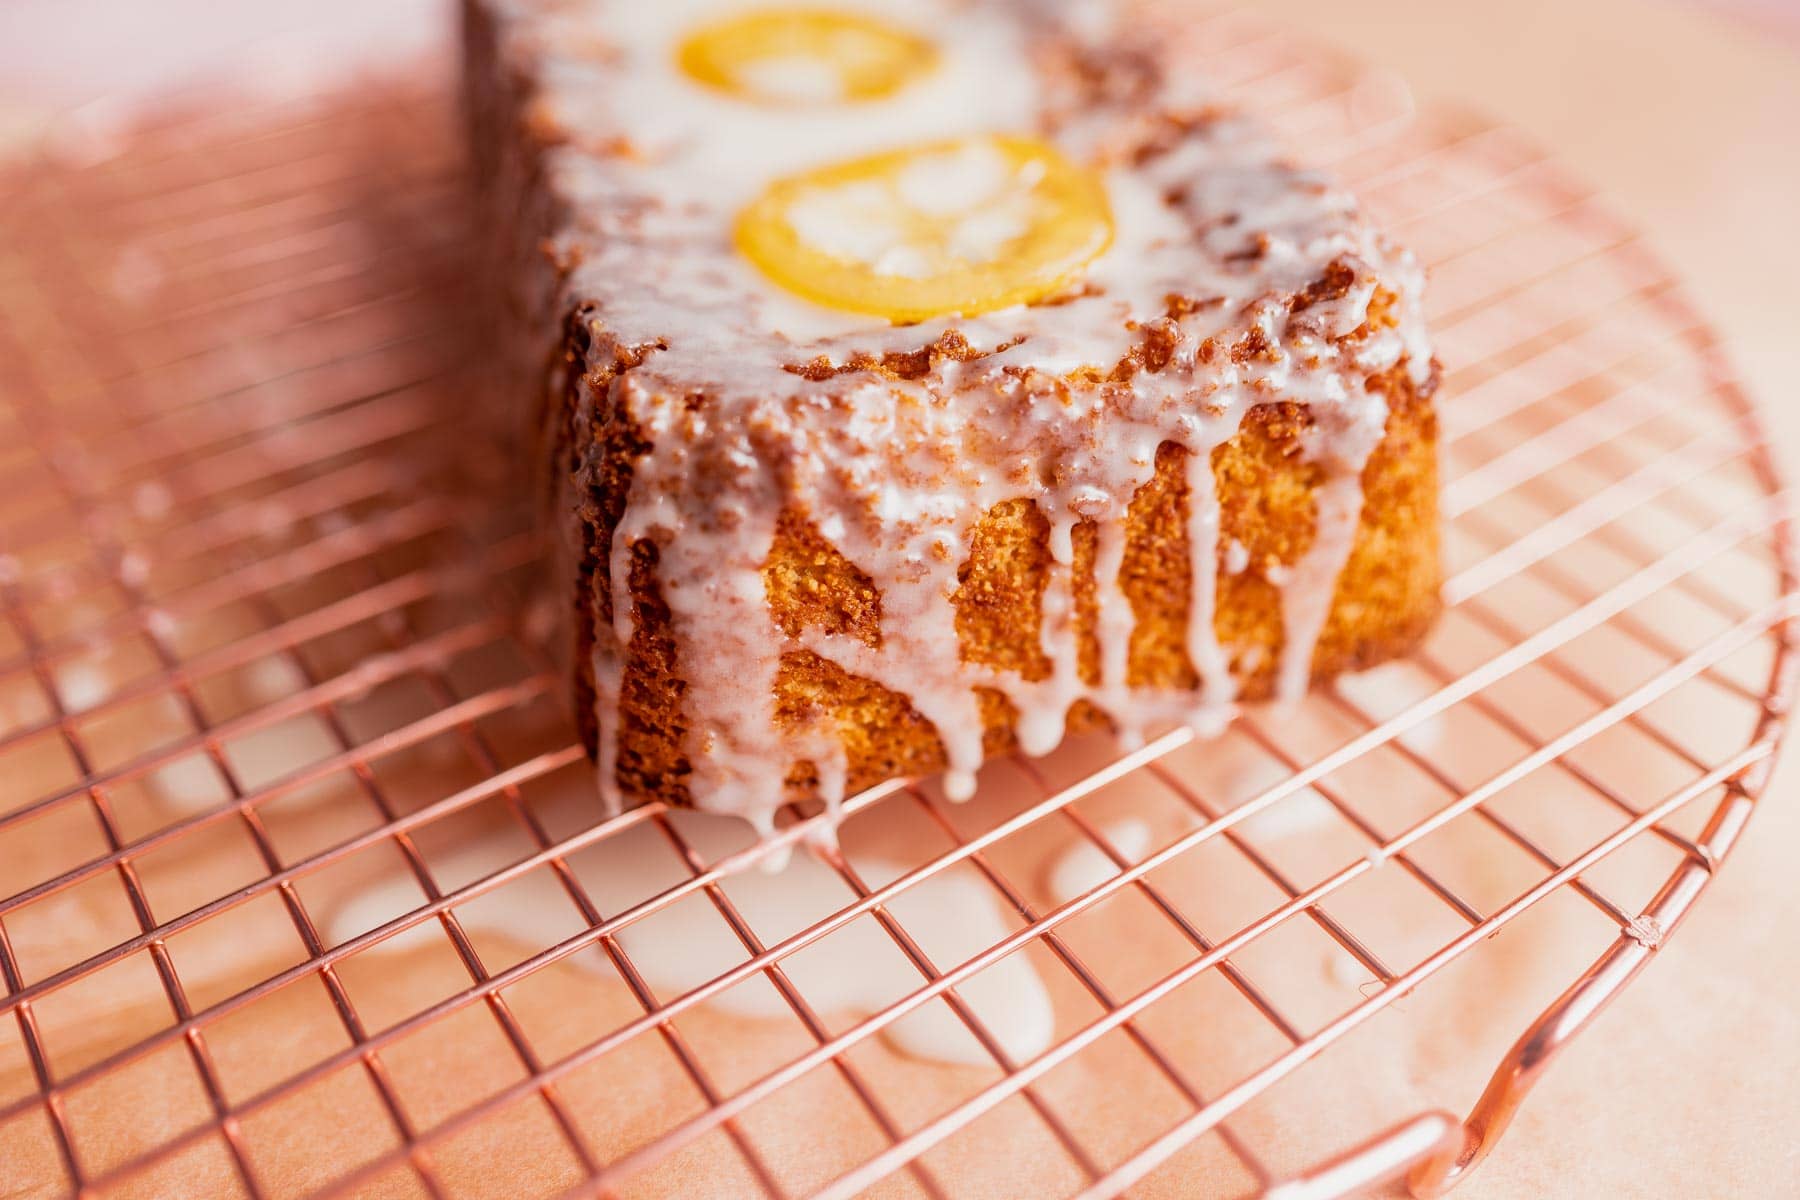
[1,13,1795,1200]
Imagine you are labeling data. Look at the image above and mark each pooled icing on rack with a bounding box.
[323,809,1055,1068]
[487,0,1434,827]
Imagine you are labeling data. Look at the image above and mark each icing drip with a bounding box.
[1183,448,1237,722]
[483,0,1434,828]
[1276,465,1372,704]
[1274,388,1393,703]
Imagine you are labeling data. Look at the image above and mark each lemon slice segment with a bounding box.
[736,135,1115,323]
[677,8,939,106]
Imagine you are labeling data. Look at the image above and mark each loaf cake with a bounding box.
[463,0,1441,832]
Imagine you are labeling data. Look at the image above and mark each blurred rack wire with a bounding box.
[0,9,1794,1200]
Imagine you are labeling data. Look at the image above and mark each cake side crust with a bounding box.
[590,357,1439,806]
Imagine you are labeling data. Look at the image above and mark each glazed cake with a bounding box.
[463,0,1441,832]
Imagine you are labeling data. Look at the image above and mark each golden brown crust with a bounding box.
[588,357,1439,806]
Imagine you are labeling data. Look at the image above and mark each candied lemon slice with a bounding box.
[736,135,1114,322]
[677,8,939,106]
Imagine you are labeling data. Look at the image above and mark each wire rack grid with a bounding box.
[0,11,1794,1200]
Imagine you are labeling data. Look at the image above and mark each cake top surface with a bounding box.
[492,0,1430,406]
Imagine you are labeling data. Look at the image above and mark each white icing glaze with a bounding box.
[245,656,307,702]
[1325,945,1370,992]
[480,0,1433,828]
[53,661,109,712]
[1231,785,1338,841]
[146,754,226,815]
[323,810,1054,1067]
[1044,817,1153,904]
[1332,662,1448,753]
